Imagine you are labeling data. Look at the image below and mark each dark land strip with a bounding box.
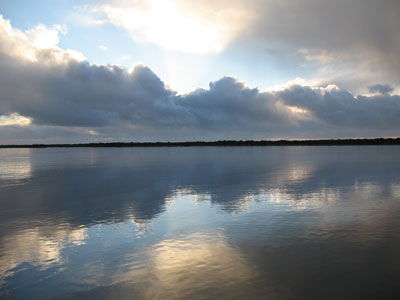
[1,138,400,148]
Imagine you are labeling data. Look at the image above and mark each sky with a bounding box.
[0,0,399,143]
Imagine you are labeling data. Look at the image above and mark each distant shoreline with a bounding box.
[1,138,400,148]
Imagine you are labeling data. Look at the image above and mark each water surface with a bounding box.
[0,146,400,299]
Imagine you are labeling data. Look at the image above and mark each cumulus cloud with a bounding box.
[277,85,400,130]
[0,16,84,63]
[1,15,400,143]
[25,24,67,49]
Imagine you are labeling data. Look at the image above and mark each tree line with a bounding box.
[1,138,400,148]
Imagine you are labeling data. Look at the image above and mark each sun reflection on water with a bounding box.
[112,230,258,299]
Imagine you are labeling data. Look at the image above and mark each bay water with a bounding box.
[0,146,399,299]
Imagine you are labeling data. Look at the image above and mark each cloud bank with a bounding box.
[0,15,400,144]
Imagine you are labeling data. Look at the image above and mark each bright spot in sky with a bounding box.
[96,0,248,54]
[287,106,310,114]
[0,113,32,126]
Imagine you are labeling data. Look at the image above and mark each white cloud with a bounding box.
[0,113,31,126]
[99,45,108,51]
[0,15,84,63]
[25,24,67,49]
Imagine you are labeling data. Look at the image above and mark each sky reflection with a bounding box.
[1,146,400,299]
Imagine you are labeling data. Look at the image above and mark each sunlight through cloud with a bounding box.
[91,0,249,54]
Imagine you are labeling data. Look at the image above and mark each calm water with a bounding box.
[0,146,400,299]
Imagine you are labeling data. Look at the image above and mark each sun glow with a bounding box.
[98,0,249,54]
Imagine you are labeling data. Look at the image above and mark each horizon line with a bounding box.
[1,137,400,148]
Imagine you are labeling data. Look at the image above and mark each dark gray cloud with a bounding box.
[1,49,400,142]
[277,85,400,129]
[180,77,293,130]
[0,57,290,140]
[368,84,394,95]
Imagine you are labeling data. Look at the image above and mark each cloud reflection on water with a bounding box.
[0,226,87,285]
[1,146,400,299]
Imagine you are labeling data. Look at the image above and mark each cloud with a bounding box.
[368,84,394,95]
[1,15,400,143]
[0,16,84,63]
[277,84,400,130]
[25,24,67,49]
[0,113,31,126]
[248,0,400,91]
